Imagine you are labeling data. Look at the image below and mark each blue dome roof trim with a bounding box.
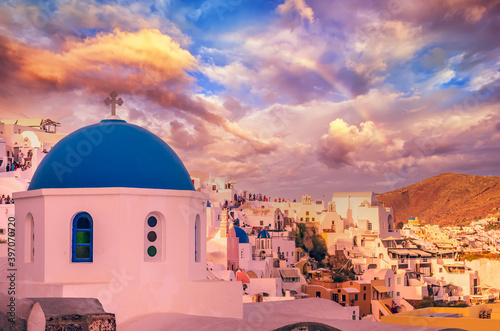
[234,226,249,244]
[257,229,270,239]
[28,119,195,191]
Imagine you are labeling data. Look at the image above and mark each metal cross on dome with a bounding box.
[104,91,123,116]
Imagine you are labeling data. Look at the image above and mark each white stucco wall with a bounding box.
[0,205,15,250]
[431,260,478,296]
[272,238,296,267]
[247,277,283,297]
[331,192,375,223]
[467,259,500,290]
[11,187,243,323]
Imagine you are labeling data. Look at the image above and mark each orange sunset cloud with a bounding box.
[17,28,196,91]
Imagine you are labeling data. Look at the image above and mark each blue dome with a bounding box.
[28,119,195,191]
[257,229,270,239]
[408,217,415,220]
[234,226,249,244]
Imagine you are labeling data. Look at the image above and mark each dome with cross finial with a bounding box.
[28,118,195,191]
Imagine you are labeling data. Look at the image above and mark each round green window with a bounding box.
[147,246,157,257]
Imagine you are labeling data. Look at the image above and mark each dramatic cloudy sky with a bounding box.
[1,0,499,200]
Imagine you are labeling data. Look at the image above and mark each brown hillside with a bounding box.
[377,173,500,226]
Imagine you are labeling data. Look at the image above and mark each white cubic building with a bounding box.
[9,116,242,325]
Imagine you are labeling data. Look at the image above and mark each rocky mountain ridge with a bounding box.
[377,172,500,226]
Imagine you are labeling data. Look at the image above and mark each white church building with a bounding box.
[9,110,242,324]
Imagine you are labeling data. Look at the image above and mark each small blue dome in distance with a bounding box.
[257,229,270,239]
[408,217,415,220]
[234,226,249,244]
[28,119,195,191]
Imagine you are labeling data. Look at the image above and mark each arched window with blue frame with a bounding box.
[72,212,93,262]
